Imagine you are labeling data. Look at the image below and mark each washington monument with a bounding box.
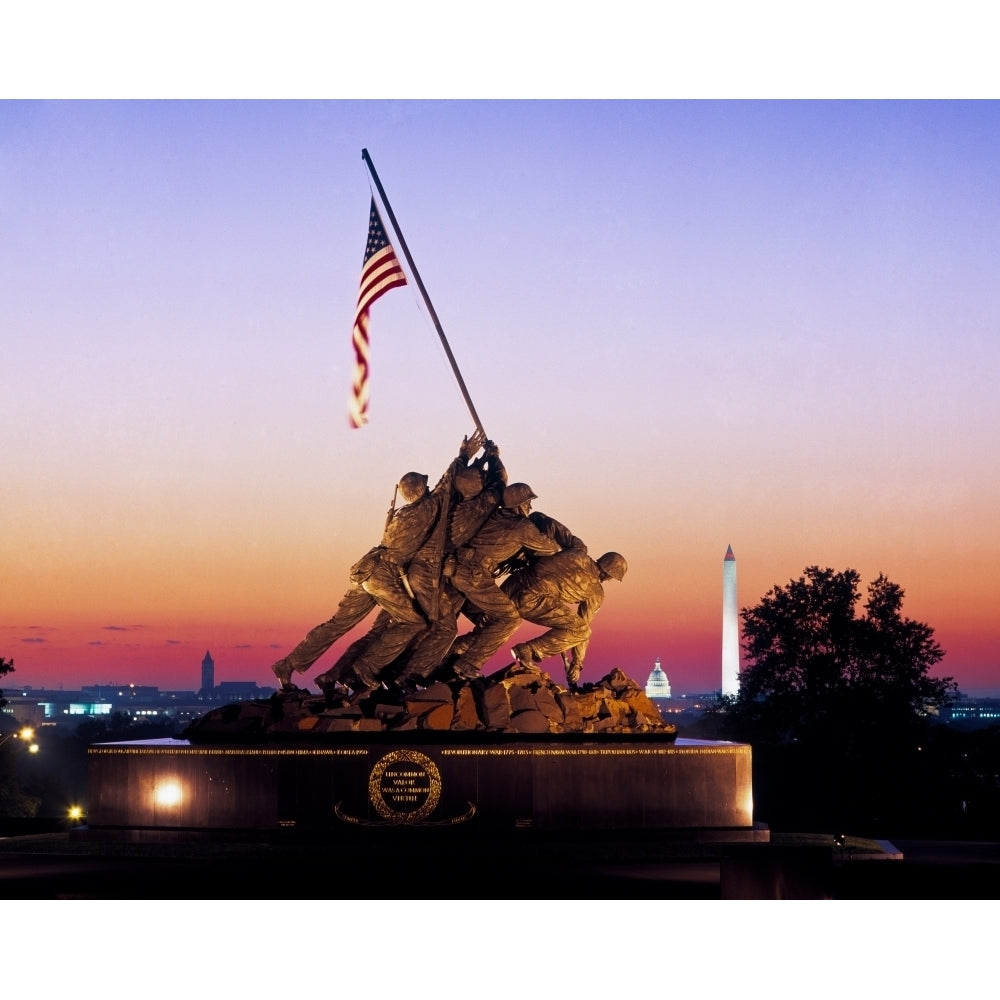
[722,544,739,697]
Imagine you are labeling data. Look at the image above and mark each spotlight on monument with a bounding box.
[153,780,183,808]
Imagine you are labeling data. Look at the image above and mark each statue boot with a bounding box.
[390,672,425,697]
[511,643,536,669]
[316,657,381,702]
[449,656,481,681]
[271,657,294,688]
[563,654,582,690]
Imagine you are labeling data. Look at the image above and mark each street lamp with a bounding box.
[0,725,38,750]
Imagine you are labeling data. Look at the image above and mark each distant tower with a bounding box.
[201,650,215,694]
[645,657,672,700]
[722,545,740,696]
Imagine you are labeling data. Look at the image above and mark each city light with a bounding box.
[0,725,39,751]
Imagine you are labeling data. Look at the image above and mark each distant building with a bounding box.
[196,649,270,704]
[200,650,215,695]
[4,684,192,728]
[645,657,672,700]
[216,681,267,702]
[944,696,1000,725]
[2,653,272,731]
[722,544,740,697]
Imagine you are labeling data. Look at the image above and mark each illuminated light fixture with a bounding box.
[68,806,84,822]
[19,726,35,741]
[27,743,39,754]
[154,780,183,807]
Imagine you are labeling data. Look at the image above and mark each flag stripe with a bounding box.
[357,247,407,308]
[349,200,407,428]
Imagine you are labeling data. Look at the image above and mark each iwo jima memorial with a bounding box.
[86,151,758,843]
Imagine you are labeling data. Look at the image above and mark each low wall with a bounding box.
[87,736,755,837]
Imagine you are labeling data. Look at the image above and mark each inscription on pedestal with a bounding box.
[368,749,442,824]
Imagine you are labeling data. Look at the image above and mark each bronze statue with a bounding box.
[270,433,483,689]
[440,483,562,680]
[270,432,626,699]
[312,435,502,696]
[503,550,628,688]
[390,440,508,689]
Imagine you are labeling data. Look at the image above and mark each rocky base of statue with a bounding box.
[183,665,677,741]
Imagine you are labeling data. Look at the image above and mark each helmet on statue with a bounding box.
[398,472,429,503]
[502,483,537,509]
[455,467,484,500]
[596,552,628,582]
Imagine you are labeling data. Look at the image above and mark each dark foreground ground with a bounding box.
[1,829,999,898]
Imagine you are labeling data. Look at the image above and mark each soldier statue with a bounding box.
[269,432,484,690]
[503,549,628,688]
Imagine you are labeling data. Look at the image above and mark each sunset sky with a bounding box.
[3,100,998,696]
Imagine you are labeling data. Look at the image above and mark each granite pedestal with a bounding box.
[86,735,759,842]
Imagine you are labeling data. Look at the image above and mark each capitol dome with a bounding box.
[645,657,671,699]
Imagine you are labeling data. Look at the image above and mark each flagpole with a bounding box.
[361,148,486,437]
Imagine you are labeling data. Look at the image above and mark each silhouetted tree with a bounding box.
[0,655,13,710]
[729,567,954,743]
[723,567,957,832]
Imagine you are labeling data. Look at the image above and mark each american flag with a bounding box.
[349,199,407,428]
